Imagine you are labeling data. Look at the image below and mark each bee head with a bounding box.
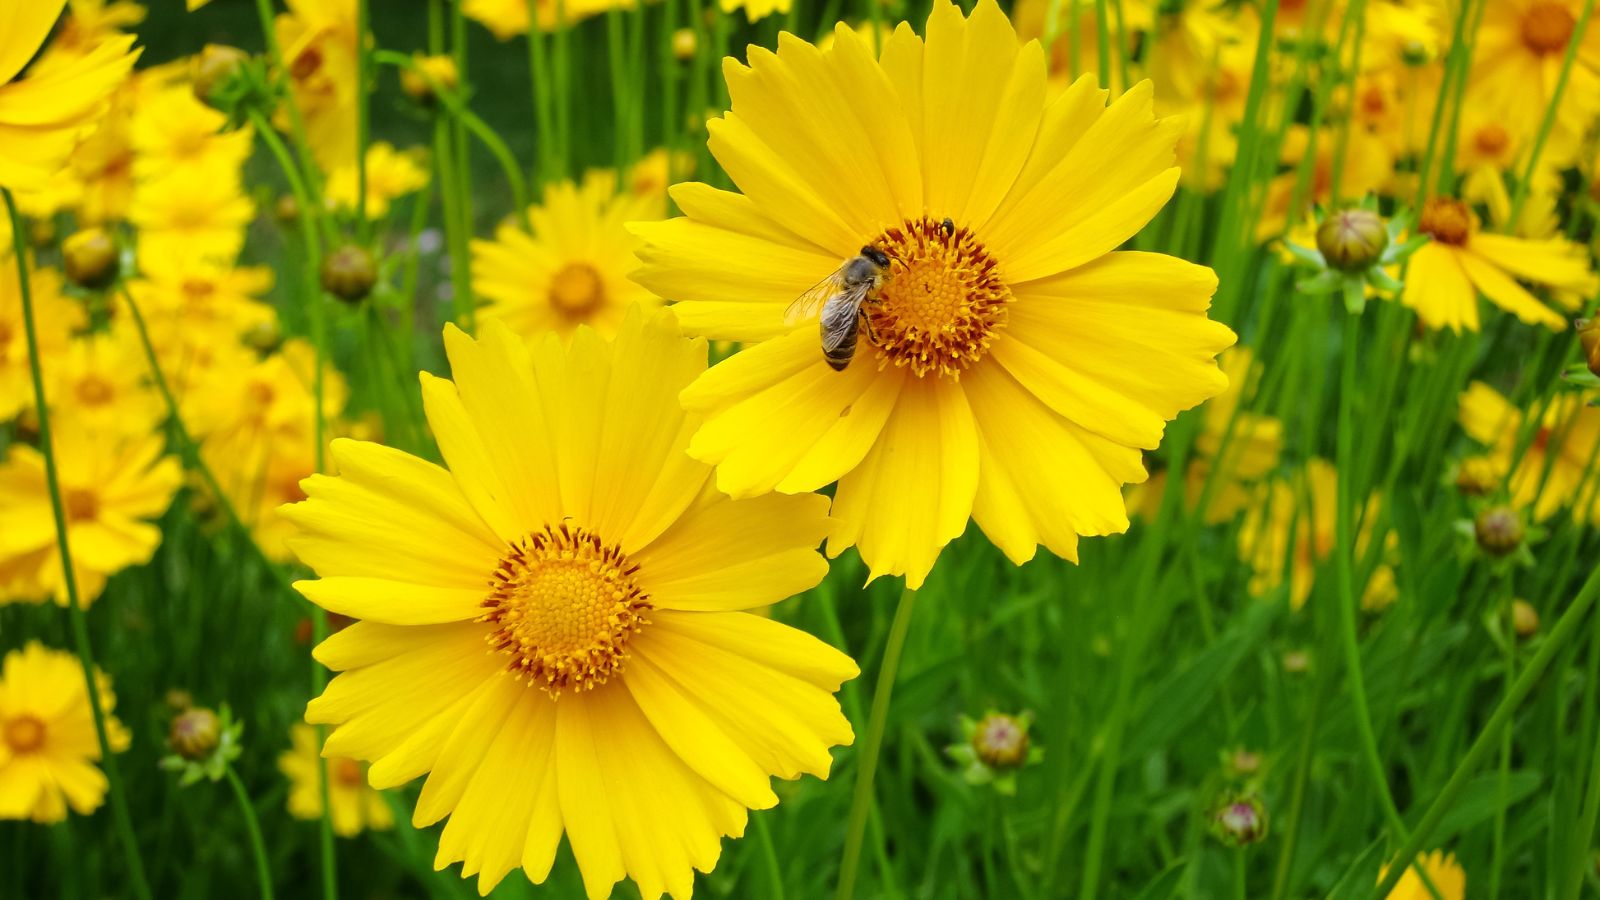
[861,246,892,267]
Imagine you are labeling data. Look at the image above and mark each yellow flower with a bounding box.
[29,0,145,75]
[121,256,276,368]
[473,171,664,340]
[182,338,348,471]
[1238,459,1395,610]
[1468,0,1600,143]
[1,264,81,424]
[131,84,254,182]
[1256,125,1394,241]
[1013,0,1155,95]
[282,310,856,897]
[324,142,429,218]
[1458,380,1600,523]
[130,165,256,266]
[632,2,1235,588]
[38,328,167,438]
[462,0,629,38]
[1403,197,1595,332]
[1379,850,1465,900]
[0,418,182,606]
[721,0,792,23]
[0,642,130,822]
[279,724,392,837]
[275,0,360,171]
[0,1,140,190]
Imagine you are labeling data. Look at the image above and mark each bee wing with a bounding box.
[784,267,851,326]
[820,283,872,353]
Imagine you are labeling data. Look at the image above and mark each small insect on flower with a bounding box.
[784,245,893,371]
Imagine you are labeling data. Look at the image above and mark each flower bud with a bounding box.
[164,689,194,714]
[971,712,1030,769]
[192,44,250,107]
[1454,456,1499,497]
[62,228,119,290]
[1578,318,1600,380]
[1281,649,1311,674]
[274,194,300,226]
[321,244,377,303]
[672,29,698,61]
[1211,794,1268,847]
[242,320,283,355]
[400,54,459,106]
[1512,599,1539,638]
[1316,208,1388,272]
[169,707,221,762]
[28,218,55,249]
[1474,506,1524,557]
[1224,748,1262,779]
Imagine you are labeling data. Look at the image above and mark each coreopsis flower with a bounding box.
[120,256,276,366]
[0,418,182,606]
[29,0,144,74]
[0,0,139,189]
[1129,347,1282,523]
[0,266,81,424]
[283,310,855,896]
[1379,850,1465,900]
[1256,126,1394,241]
[399,54,458,105]
[473,171,664,340]
[324,143,429,218]
[1238,459,1397,610]
[1468,0,1600,142]
[38,329,167,437]
[130,166,256,266]
[632,2,1236,588]
[1458,380,1600,523]
[279,724,392,837]
[0,642,130,822]
[462,0,629,38]
[130,84,254,181]
[1404,197,1596,332]
[275,0,359,170]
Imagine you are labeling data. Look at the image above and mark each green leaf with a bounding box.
[1430,770,1543,842]
[1324,835,1388,900]
[1128,860,1186,900]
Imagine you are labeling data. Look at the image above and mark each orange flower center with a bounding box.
[182,278,217,306]
[3,715,46,753]
[1474,124,1510,156]
[866,217,1011,380]
[1360,84,1388,117]
[548,263,605,317]
[1418,198,1472,246]
[332,758,365,787]
[64,489,100,523]
[1521,2,1575,54]
[481,523,651,696]
[76,375,115,407]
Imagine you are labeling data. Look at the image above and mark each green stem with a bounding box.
[835,585,918,900]
[1268,685,1326,900]
[1334,311,1407,835]
[252,0,337,248]
[1563,605,1600,900]
[524,0,558,185]
[4,189,153,900]
[355,0,372,242]
[1367,564,1600,900]
[1488,576,1515,899]
[753,812,787,900]
[225,765,277,900]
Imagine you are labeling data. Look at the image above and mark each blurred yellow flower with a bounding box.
[283,310,855,897]
[1238,459,1395,610]
[1458,380,1600,523]
[324,142,429,218]
[1379,850,1465,900]
[1469,0,1600,143]
[632,2,1235,588]
[721,0,792,23]
[121,257,276,368]
[1403,197,1595,332]
[131,84,254,181]
[276,0,359,171]
[1256,125,1394,241]
[0,642,130,823]
[38,329,167,438]
[131,166,256,266]
[279,723,392,837]
[1,265,80,424]
[182,338,349,469]
[0,418,182,606]
[0,1,140,190]
[463,0,629,38]
[473,170,664,340]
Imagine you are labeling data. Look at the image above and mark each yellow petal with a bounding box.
[0,0,67,85]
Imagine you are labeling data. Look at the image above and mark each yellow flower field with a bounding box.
[2,0,1600,897]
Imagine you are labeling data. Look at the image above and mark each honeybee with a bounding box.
[784,245,894,371]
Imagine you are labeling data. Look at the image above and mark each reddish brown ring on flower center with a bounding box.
[865,216,1011,380]
[333,758,365,787]
[1521,2,1576,53]
[548,262,605,317]
[3,715,46,753]
[1418,198,1473,246]
[481,522,651,696]
[1474,124,1510,156]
